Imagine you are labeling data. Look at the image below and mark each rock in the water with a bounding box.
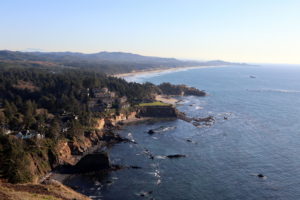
[148,129,155,134]
[138,191,153,197]
[257,174,265,178]
[194,116,214,123]
[166,154,186,158]
[75,152,110,173]
[130,165,142,169]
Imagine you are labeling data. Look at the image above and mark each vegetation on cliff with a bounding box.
[0,67,158,183]
[0,179,91,200]
[158,82,206,96]
[139,101,171,107]
[0,66,205,184]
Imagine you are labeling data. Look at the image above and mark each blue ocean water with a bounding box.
[65,65,300,200]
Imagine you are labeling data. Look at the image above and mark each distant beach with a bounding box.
[113,65,227,79]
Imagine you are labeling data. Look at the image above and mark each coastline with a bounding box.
[112,65,228,79]
[39,70,205,199]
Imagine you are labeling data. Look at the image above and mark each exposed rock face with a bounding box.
[56,141,77,166]
[56,111,138,167]
[74,152,110,173]
[138,105,177,118]
[95,119,105,130]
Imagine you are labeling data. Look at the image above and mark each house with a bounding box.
[80,88,90,97]
[16,130,44,139]
[100,97,115,108]
[92,88,116,98]
[116,96,130,110]
[119,96,128,104]
[119,102,130,109]
[88,99,107,112]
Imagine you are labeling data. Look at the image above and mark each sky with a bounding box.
[1,0,300,64]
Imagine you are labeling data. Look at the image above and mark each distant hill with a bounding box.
[0,50,245,74]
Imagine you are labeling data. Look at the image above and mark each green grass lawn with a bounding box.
[139,101,171,107]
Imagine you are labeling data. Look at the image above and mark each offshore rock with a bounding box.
[166,154,186,159]
[148,129,155,134]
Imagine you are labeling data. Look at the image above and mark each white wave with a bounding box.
[157,179,162,185]
[154,126,176,133]
[94,181,101,186]
[150,163,159,168]
[89,195,103,199]
[250,89,300,94]
[195,106,203,110]
[127,132,134,140]
[155,155,167,159]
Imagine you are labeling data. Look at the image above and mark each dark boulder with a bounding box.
[257,174,265,178]
[148,129,155,134]
[130,165,142,169]
[75,152,110,173]
[166,154,186,158]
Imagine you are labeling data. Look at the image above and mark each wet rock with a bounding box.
[101,131,132,143]
[138,191,153,197]
[193,122,201,127]
[166,154,186,158]
[194,116,214,123]
[257,174,265,178]
[186,139,197,144]
[143,148,155,159]
[148,129,155,134]
[110,164,124,171]
[130,165,142,169]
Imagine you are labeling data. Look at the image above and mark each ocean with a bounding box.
[64,65,300,200]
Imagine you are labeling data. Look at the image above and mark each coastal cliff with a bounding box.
[56,111,138,167]
[137,105,178,118]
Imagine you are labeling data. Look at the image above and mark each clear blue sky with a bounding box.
[1,0,300,64]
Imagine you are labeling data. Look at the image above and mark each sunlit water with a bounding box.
[64,65,300,200]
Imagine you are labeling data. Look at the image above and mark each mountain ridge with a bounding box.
[0,50,247,74]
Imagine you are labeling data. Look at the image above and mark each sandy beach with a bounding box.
[112,65,227,79]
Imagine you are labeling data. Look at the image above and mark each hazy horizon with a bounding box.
[1,0,300,64]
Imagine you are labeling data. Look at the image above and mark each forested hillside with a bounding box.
[0,67,159,182]
[0,50,236,74]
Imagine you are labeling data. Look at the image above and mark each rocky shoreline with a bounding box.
[42,92,211,199]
